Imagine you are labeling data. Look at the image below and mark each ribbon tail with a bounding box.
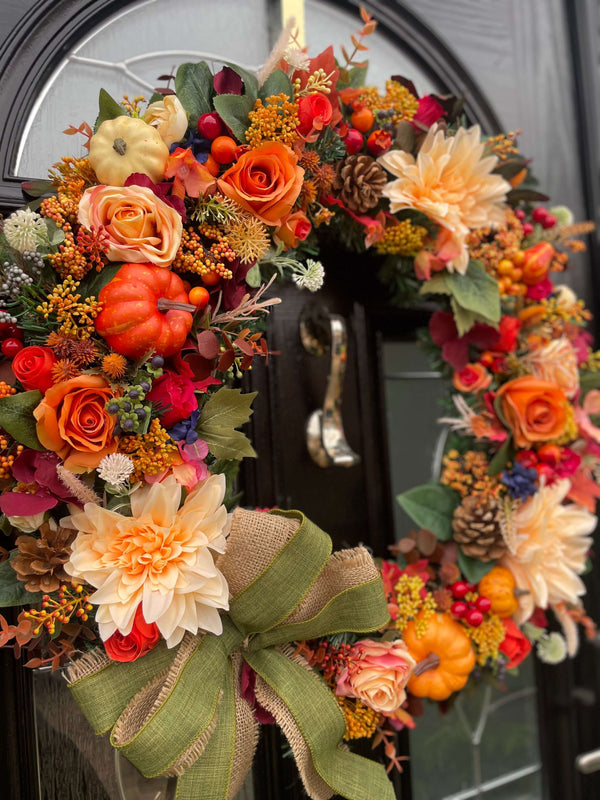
[66,641,176,735]
[246,648,396,800]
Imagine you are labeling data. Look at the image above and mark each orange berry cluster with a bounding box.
[24,583,93,636]
[172,225,235,284]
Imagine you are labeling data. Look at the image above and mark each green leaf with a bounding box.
[222,62,258,103]
[488,436,513,476]
[213,94,254,143]
[0,515,11,536]
[196,388,258,460]
[446,260,500,325]
[78,263,123,300]
[347,64,368,88]
[258,69,293,101]
[147,92,165,105]
[21,179,54,199]
[95,88,124,131]
[419,273,452,296]
[174,62,214,123]
[0,556,43,607]
[458,549,496,584]
[0,391,43,450]
[507,188,549,203]
[450,299,491,337]
[396,484,459,541]
[245,263,262,288]
[579,371,600,396]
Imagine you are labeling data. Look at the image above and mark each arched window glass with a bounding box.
[14,0,437,179]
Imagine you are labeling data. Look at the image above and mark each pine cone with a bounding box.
[452,495,506,562]
[12,523,76,593]
[332,154,387,213]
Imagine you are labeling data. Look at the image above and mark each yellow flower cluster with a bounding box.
[172,225,235,280]
[337,696,383,741]
[484,131,521,161]
[441,450,502,501]
[37,276,102,338]
[374,219,428,256]
[246,93,299,149]
[467,208,524,273]
[121,94,145,116]
[554,404,578,446]
[358,80,419,125]
[293,68,334,97]
[118,419,180,482]
[394,574,436,636]
[465,613,506,665]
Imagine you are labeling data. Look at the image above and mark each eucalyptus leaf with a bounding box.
[446,261,500,325]
[78,263,123,300]
[0,556,43,607]
[488,436,513,477]
[196,388,258,460]
[95,88,124,131]
[458,549,496,584]
[174,62,214,122]
[258,69,293,101]
[0,390,43,450]
[419,273,452,296]
[213,94,254,143]
[245,263,262,288]
[397,483,459,541]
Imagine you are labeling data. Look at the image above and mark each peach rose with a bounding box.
[452,363,492,393]
[496,375,568,448]
[217,141,304,226]
[34,375,118,473]
[78,184,182,267]
[274,209,312,249]
[335,638,416,713]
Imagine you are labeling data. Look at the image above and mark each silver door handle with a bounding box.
[300,307,360,469]
[576,749,600,773]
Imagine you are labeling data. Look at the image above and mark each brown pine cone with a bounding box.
[452,495,506,562]
[12,523,76,593]
[332,154,387,213]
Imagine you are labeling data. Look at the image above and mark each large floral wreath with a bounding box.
[0,9,597,799]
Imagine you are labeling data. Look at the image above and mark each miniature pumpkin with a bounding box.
[403,612,475,701]
[89,116,169,186]
[94,263,194,359]
[478,566,519,619]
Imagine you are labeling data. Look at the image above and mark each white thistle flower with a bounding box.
[3,208,46,253]
[97,453,134,488]
[292,259,325,292]
[284,46,310,71]
[536,632,568,665]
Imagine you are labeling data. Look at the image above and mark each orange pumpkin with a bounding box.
[94,263,193,359]
[404,612,475,701]
[478,566,519,619]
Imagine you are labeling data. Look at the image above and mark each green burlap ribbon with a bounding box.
[66,508,395,800]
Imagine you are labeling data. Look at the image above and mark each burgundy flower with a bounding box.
[0,450,78,516]
[411,95,446,129]
[429,311,500,371]
[124,173,186,220]
[213,66,243,95]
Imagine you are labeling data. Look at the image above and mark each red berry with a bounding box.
[531,206,548,223]
[344,128,364,155]
[514,209,526,220]
[366,129,392,156]
[465,609,484,627]
[536,462,554,481]
[475,596,492,613]
[1,338,23,359]
[197,112,223,140]
[465,582,477,593]
[451,581,469,599]
[451,601,468,618]
[542,214,557,229]
[522,222,534,236]
[516,449,538,469]
[537,443,561,466]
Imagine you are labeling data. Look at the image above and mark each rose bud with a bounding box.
[521,241,555,286]
[297,93,333,136]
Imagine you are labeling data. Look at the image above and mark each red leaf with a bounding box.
[196,330,220,359]
[218,350,235,372]
[234,338,254,356]
[25,658,42,669]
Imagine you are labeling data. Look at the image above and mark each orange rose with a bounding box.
[217,141,304,226]
[452,363,492,393]
[496,376,567,447]
[34,375,118,473]
[78,184,182,267]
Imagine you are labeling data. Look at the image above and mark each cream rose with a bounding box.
[78,184,182,267]
[335,638,416,713]
[143,95,188,147]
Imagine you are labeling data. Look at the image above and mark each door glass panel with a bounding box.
[382,339,543,800]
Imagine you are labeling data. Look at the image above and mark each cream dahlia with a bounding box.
[378,125,510,274]
[63,474,230,647]
[523,336,579,399]
[501,479,596,623]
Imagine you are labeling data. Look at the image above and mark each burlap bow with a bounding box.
[66,508,395,800]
